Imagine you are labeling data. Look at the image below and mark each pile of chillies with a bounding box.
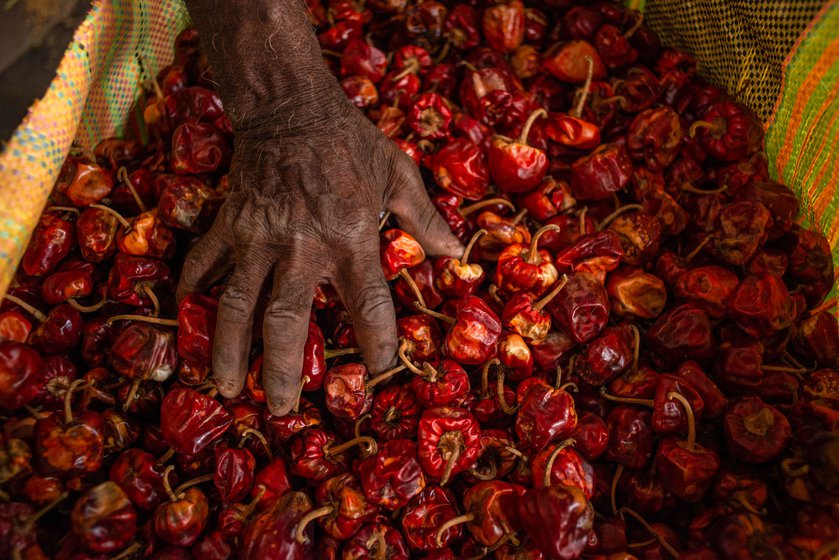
[1,1,838,559]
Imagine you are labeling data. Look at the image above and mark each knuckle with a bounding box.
[182,250,211,278]
[264,297,308,323]
[395,152,422,185]
[350,283,393,327]
[218,199,243,232]
[263,362,299,389]
[219,284,256,321]
[238,246,275,274]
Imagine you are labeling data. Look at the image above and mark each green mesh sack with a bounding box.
[0,0,837,298]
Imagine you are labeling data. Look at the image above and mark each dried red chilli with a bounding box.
[0,4,835,559]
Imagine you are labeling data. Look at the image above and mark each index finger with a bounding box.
[387,153,463,258]
[177,223,232,302]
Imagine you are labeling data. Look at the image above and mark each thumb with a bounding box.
[386,153,464,258]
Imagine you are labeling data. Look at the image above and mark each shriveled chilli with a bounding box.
[0,2,836,560]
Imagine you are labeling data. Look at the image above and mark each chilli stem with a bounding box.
[64,379,90,424]
[398,268,427,308]
[599,386,654,407]
[597,204,644,231]
[19,492,68,534]
[112,543,142,560]
[157,448,175,464]
[611,464,624,515]
[469,460,498,481]
[504,445,528,461]
[122,378,142,413]
[559,382,578,393]
[68,296,107,313]
[435,513,475,548]
[461,229,487,264]
[377,211,391,232]
[667,392,696,450]
[292,375,309,414]
[534,274,569,311]
[619,507,680,558]
[460,198,516,216]
[393,58,420,81]
[527,224,562,264]
[543,438,577,487]
[433,38,451,64]
[90,204,130,228]
[496,370,517,415]
[2,294,47,323]
[572,56,595,118]
[117,167,147,212]
[161,465,179,502]
[439,437,462,487]
[481,358,501,397]
[808,298,837,317]
[239,428,274,460]
[323,347,361,360]
[624,11,644,38]
[139,283,160,317]
[173,473,215,497]
[397,341,426,376]
[326,436,378,458]
[688,119,724,138]
[578,206,588,236]
[518,108,548,145]
[354,413,371,439]
[782,350,808,371]
[629,324,641,373]
[106,314,178,327]
[684,235,713,262]
[46,206,80,216]
[413,302,456,325]
[627,537,658,549]
[295,506,334,544]
[488,284,503,305]
[682,184,728,195]
[366,364,408,389]
[597,95,627,107]
[762,364,808,375]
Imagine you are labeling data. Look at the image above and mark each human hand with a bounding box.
[176,91,463,416]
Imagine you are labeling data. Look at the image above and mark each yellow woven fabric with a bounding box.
[0,0,189,298]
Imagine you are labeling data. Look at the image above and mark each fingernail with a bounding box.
[215,378,239,398]
[268,396,292,417]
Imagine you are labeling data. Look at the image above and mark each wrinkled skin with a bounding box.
[179,2,462,416]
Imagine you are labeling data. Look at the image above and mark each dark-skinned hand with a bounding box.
[176,90,463,416]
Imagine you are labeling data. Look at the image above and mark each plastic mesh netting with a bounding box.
[643,0,828,122]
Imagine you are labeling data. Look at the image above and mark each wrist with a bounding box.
[185,0,352,139]
[230,76,355,141]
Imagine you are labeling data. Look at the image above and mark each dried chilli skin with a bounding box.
[1,2,837,559]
